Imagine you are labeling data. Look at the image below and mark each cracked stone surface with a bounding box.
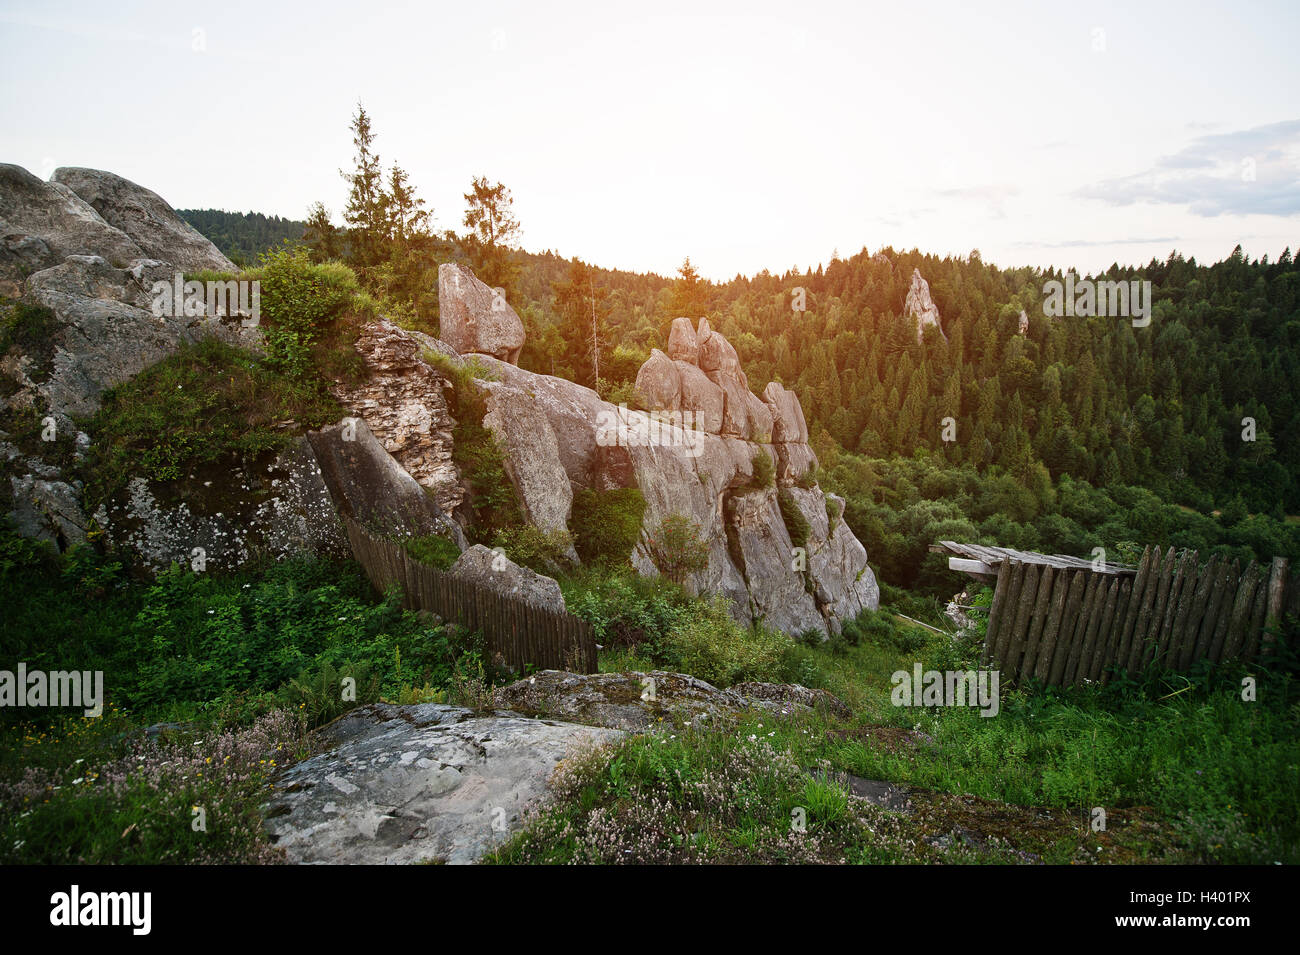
[263,702,622,864]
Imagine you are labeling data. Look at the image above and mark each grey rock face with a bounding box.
[307,417,461,544]
[633,348,680,411]
[21,255,256,427]
[8,476,86,548]
[436,263,525,364]
[725,487,826,635]
[0,163,145,289]
[762,381,809,444]
[448,544,567,614]
[51,167,235,274]
[903,267,945,343]
[263,702,621,864]
[495,669,852,731]
[480,382,575,551]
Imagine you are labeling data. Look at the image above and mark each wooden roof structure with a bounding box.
[931,540,1137,580]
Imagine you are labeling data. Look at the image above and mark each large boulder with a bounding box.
[480,383,575,551]
[51,167,235,274]
[0,163,145,289]
[306,417,461,544]
[20,255,254,426]
[698,323,742,379]
[725,487,826,635]
[903,267,945,342]
[436,263,525,364]
[633,348,680,411]
[448,544,567,614]
[666,317,699,363]
[784,488,880,628]
[263,702,621,864]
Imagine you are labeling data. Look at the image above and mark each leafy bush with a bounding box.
[571,487,646,566]
[491,524,573,574]
[658,596,790,686]
[256,246,360,378]
[644,514,709,585]
[751,448,776,489]
[404,533,461,570]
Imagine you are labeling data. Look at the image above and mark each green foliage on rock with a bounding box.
[571,487,647,567]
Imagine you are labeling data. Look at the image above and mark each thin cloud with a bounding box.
[1076,119,1300,217]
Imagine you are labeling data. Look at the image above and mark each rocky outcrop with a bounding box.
[1017,309,1029,335]
[494,669,852,731]
[0,164,145,291]
[20,256,250,425]
[436,263,525,364]
[51,167,235,274]
[329,319,461,516]
[450,301,873,634]
[263,702,621,865]
[903,267,945,343]
[448,544,567,614]
[306,417,462,545]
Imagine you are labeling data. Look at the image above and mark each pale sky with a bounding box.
[2,0,1297,280]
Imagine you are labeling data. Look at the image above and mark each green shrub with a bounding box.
[404,533,461,570]
[658,596,790,686]
[751,448,776,489]
[257,246,360,378]
[644,514,709,585]
[492,524,573,574]
[571,488,646,566]
[0,300,59,382]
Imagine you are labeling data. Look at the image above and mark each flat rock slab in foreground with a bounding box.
[264,703,621,864]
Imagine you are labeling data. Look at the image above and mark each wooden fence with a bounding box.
[981,546,1296,686]
[342,517,598,675]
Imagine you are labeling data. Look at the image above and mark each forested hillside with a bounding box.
[178,209,306,266]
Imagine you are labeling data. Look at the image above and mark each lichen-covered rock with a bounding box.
[436,262,525,363]
[51,167,235,274]
[904,267,945,342]
[784,488,880,629]
[263,702,621,864]
[91,438,347,574]
[8,475,86,549]
[495,669,852,731]
[448,544,566,613]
